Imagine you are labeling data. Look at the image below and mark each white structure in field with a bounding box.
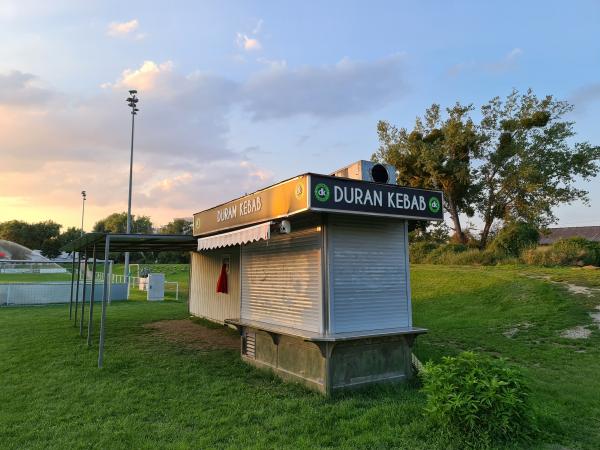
[147,273,165,301]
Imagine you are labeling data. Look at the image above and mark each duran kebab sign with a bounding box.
[193,174,443,236]
[309,174,444,221]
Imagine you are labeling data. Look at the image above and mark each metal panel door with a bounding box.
[329,215,409,333]
[241,222,322,333]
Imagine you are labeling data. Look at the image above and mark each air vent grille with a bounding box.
[245,331,256,359]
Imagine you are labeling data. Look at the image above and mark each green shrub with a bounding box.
[409,241,518,266]
[444,247,514,266]
[491,221,539,257]
[409,241,440,263]
[421,352,535,445]
[521,238,600,266]
[425,243,468,261]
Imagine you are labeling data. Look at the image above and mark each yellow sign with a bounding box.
[193,175,309,236]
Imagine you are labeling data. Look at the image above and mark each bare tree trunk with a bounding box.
[480,218,493,249]
[446,196,466,243]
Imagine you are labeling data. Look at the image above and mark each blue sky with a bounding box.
[0,0,599,229]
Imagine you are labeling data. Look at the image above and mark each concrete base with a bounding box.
[240,326,420,395]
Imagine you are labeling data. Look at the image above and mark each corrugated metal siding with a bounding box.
[241,220,322,333]
[329,215,409,333]
[189,247,241,323]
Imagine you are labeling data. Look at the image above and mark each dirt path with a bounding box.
[526,274,600,297]
[523,274,600,340]
[143,319,240,350]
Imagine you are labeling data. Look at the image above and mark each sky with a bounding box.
[1,0,599,231]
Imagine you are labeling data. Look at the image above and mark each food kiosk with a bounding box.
[189,160,443,394]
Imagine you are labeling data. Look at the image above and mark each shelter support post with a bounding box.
[79,249,88,336]
[87,244,97,346]
[69,250,76,319]
[74,251,82,326]
[98,235,110,368]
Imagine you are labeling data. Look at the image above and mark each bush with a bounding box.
[410,242,517,265]
[409,241,440,263]
[442,247,514,266]
[490,221,539,257]
[421,352,535,445]
[426,242,468,260]
[522,237,600,266]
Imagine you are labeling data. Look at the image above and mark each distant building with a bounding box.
[539,226,600,245]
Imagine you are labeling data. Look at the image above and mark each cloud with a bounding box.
[0,54,406,226]
[236,33,262,51]
[236,19,264,52]
[257,57,287,70]
[448,48,524,76]
[0,70,56,106]
[0,63,258,226]
[107,19,145,39]
[241,55,407,120]
[252,19,264,35]
[570,83,600,113]
[102,60,175,92]
[485,47,523,72]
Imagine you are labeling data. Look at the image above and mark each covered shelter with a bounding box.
[61,233,197,367]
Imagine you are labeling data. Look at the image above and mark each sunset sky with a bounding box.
[1,0,599,231]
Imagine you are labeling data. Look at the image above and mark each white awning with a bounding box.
[197,222,271,251]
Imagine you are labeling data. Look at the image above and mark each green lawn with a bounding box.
[0,272,72,282]
[1,264,599,449]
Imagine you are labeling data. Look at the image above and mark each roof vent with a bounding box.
[330,160,396,184]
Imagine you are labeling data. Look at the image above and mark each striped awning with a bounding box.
[197,222,271,251]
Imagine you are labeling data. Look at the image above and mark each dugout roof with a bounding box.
[61,233,197,254]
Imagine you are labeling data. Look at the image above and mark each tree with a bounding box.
[93,212,154,234]
[59,227,83,247]
[0,220,61,250]
[374,103,484,243]
[156,218,193,263]
[477,89,600,247]
[159,218,192,235]
[40,238,63,259]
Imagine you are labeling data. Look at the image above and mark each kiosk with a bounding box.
[189,160,443,394]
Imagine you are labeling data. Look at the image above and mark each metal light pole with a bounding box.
[124,90,139,287]
[80,190,86,236]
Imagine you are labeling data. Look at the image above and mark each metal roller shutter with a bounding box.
[329,215,410,333]
[241,222,322,333]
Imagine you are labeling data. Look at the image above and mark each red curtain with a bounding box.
[216,263,228,294]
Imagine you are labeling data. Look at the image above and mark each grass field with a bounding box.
[0,272,72,282]
[0,264,188,302]
[1,264,599,449]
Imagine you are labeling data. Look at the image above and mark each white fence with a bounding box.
[0,259,179,304]
[0,260,68,274]
[0,282,127,306]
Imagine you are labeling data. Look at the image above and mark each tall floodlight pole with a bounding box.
[124,90,139,287]
[80,190,86,236]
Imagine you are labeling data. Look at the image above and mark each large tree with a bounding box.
[159,218,192,235]
[476,89,600,247]
[154,218,193,263]
[93,212,154,234]
[40,227,84,258]
[0,220,61,250]
[374,103,484,243]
